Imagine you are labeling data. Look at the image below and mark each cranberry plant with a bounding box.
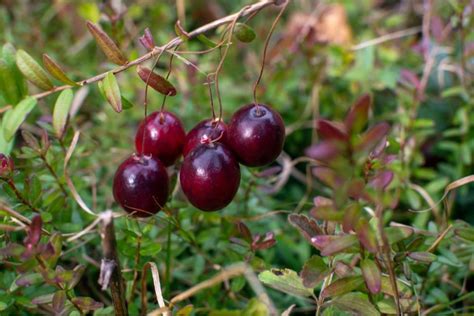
[1,0,474,315]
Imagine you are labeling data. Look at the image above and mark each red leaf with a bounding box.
[305,141,341,161]
[236,221,252,243]
[369,170,394,190]
[316,119,348,142]
[312,167,339,188]
[139,28,155,51]
[344,94,371,134]
[25,215,42,247]
[356,122,390,152]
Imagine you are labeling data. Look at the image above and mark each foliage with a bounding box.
[0,0,473,315]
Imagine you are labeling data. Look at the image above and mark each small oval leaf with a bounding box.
[42,54,78,86]
[16,50,53,90]
[2,97,37,141]
[137,65,177,96]
[408,251,437,263]
[86,21,127,65]
[361,258,381,294]
[101,72,122,113]
[53,89,74,138]
[321,276,364,299]
[235,23,256,43]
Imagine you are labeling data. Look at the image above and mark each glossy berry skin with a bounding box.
[135,111,186,166]
[113,154,169,217]
[227,103,285,167]
[182,119,227,157]
[180,143,240,211]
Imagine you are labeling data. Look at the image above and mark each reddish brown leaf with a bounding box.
[321,276,364,299]
[86,21,127,65]
[361,258,381,294]
[305,141,341,161]
[316,119,348,142]
[342,203,361,233]
[344,94,371,133]
[288,214,323,243]
[25,215,42,247]
[312,166,339,188]
[320,234,359,256]
[236,221,252,243]
[356,220,378,253]
[369,170,394,190]
[139,28,155,51]
[137,65,177,96]
[356,122,390,152]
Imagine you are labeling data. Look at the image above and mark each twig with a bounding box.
[2,178,40,213]
[98,210,128,316]
[31,0,279,101]
[351,26,422,51]
[141,262,169,316]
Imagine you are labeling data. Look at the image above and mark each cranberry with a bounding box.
[182,119,227,157]
[113,154,169,217]
[0,154,14,178]
[227,103,285,167]
[180,143,240,211]
[135,110,186,166]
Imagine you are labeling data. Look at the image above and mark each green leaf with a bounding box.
[16,50,53,90]
[196,34,217,48]
[121,96,134,110]
[53,89,74,138]
[330,292,380,316]
[258,269,314,297]
[0,125,14,154]
[321,276,364,299]
[454,226,474,242]
[408,252,437,263]
[234,23,256,43]
[71,297,103,312]
[2,97,37,141]
[380,275,412,298]
[139,242,162,256]
[0,43,27,105]
[376,298,419,314]
[101,72,122,113]
[361,259,381,294]
[385,226,413,244]
[43,54,78,86]
[300,255,330,288]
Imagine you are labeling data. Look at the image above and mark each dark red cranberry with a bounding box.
[227,103,285,167]
[0,154,14,178]
[135,110,186,166]
[180,143,240,211]
[113,154,169,217]
[182,119,227,157]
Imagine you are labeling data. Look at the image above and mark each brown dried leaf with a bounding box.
[86,21,127,65]
[137,65,177,96]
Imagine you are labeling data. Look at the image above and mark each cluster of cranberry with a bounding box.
[113,103,285,217]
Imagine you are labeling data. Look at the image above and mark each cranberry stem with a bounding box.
[213,6,250,121]
[252,0,289,106]
[4,179,40,213]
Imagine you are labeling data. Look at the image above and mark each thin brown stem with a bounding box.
[98,211,128,316]
[213,6,250,120]
[3,179,40,213]
[31,0,278,101]
[253,0,289,106]
[39,154,68,198]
